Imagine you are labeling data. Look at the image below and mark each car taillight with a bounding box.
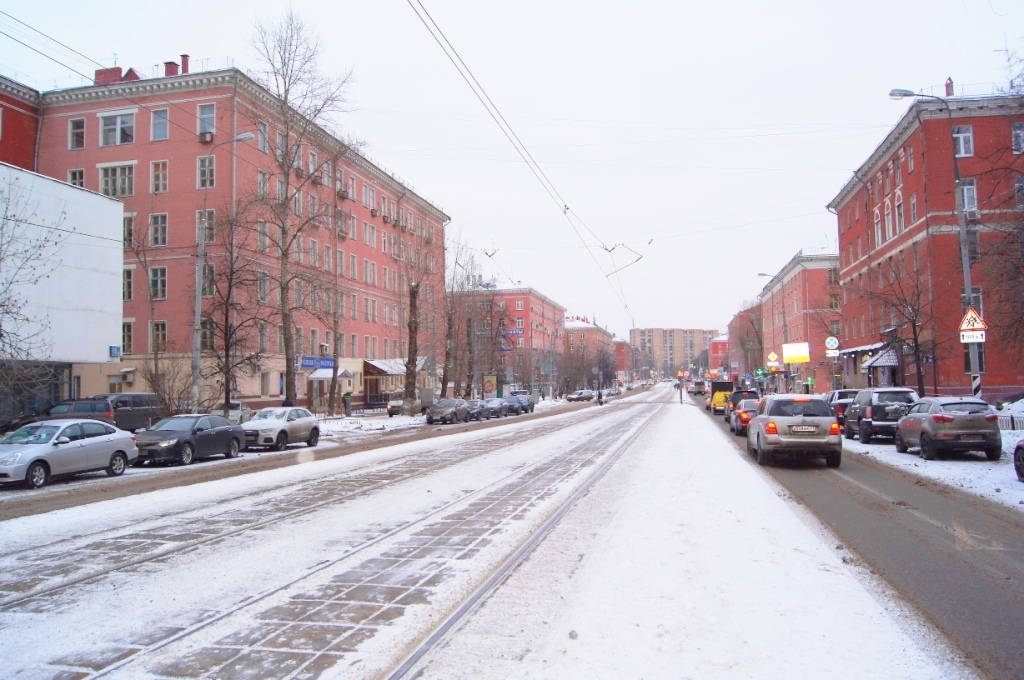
[739,412,751,421]
[985,414,998,422]
[765,421,778,435]
[865,406,872,419]
[835,405,845,416]
[105,410,113,419]
[830,422,840,435]
[932,414,955,423]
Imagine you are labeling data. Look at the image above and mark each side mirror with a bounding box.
[55,436,71,445]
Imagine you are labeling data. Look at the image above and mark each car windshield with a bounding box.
[837,390,859,399]
[941,402,991,415]
[769,400,832,417]
[486,399,501,404]
[739,399,760,410]
[1,424,60,444]
[878,391,916,404]
[151,417,199,431]
[253,409,289,421]
[435,399,457,407]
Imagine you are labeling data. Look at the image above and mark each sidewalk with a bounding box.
[409,392,976,679]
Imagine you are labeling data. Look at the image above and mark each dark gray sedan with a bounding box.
[135,415,243,465]
[425,399,470,424]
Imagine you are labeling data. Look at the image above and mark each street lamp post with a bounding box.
[889,89,981,398]
[191,132,255,410]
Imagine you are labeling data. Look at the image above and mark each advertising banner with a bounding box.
[483,374,497,399]
[782,342,810,364]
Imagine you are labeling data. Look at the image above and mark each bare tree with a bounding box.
[0,178,70,417]
[248,7,354,404]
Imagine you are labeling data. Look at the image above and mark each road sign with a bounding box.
[683,371,691,378]
[825,349,840,358]
[960,331,986,343]
[959,307,988,332]
[767,352,778,362]
[824,336,840,350]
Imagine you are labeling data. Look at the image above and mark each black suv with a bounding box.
[34,399,116,425]
[91,392,169,431]
[725,389,760,422]
[843,387,919,443]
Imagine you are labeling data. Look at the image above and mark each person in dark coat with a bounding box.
[282,398,294,407]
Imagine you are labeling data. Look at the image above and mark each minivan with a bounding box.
[91,392,169,431]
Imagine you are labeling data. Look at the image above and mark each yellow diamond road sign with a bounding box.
[959,307,988,332]
[767,352,778,362]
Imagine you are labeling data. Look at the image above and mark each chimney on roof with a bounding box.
[945,77,954,97]
[94,67,123,85]
[181,54,190,74]
[164,61,179,77]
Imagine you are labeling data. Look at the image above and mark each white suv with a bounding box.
[243,407,319,450]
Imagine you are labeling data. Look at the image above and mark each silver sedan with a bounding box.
[746,395,842,468]
[0,419,138,489]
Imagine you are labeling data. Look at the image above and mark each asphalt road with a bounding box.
[711,408,1024,680]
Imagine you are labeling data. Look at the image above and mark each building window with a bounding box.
[200,319,215,350]
[257,121,268,152]
[68,169,84,187]
[884,204,893,240]
[69,118,85,149]
[101,112,134,146]
[152,109,169,141]
[122,322,133,355]
[151,160,168,193]
[959,178,978,212]
[895,198,905,233]
[907,146,914,172]
[516,317,524,328]
[910,194,918,222]
[1015,177,1024,209]
[198,155,215,189]
[101,165,134,197]
[953,125,973,157]
[202,264,215,297]
[830,320,841,336]
[516,299,524,311]
[351,294,358,319]
[123,215,134,246]
[828,267,839,284]
[197,210,215,244]
[259,323,269,353]
[293,190,302,216]
[258,170,269,199]
[123,269,132,301]
[294,234,303,264]
[963,344,986,374]
[258,271,269,303]
[258,220,268,252]
[873,212,882,248]
[324,245,331,272]
[149,214,167,246]
[149,267,167,300]
[1008,122,1024,155]
[198,103,215,134]
[829,293,840,310]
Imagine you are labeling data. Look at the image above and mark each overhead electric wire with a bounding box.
[404,0,634,316]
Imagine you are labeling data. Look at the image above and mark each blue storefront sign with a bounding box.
[300,356,335,369]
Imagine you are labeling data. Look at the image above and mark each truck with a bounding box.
[708,380,735,415]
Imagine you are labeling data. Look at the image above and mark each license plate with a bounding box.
[791,425,816,433]
[959,434,983,441]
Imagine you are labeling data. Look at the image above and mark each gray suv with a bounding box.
[843,387,919,443]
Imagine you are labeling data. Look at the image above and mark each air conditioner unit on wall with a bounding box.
[120,372,133,383]
[370,208,379,217]
[964,209,981,221]
[336,189,349,200]
[382,214,391,223]
[199,131,213,143]
[319,343,330,356]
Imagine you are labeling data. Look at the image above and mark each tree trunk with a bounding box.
[404,282,420,412]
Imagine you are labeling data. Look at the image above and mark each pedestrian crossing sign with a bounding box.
[958,307,988,332]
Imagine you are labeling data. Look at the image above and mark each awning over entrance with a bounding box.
[838,341,885,355]
[862,349,899,368]
[363,357,425,376]
[308,368,354,381]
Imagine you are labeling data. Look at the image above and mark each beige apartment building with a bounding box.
[629,328,719,378]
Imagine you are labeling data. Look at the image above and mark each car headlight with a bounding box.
[157,439,176,448]
[0,452,23,466]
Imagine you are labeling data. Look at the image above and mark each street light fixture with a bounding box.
[889,88,981,397]
[191,131,256,410]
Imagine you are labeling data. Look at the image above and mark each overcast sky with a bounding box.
[2,0,1021,339]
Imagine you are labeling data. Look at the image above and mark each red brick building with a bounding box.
[28,57,448,409]
[0,76,40,171]
[758,251,841,393]
[828,93,1024,399]
[726,303,763,382]
[614,339,635,384]
[564,316,615,391]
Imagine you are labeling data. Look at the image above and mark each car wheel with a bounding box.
[225,438,240,459]
[426,417,434,424]
[858,422,873,444]
[728,420,734,433]
[984,446,1001,462]
[179,442,195,466]
[894,431,908,453]
[919,434,935,460]
[1015,446,1024,482]
[756,438,769,466]
[274,432,288,451]
[844,421,854,440]
[307,428,320,447]
[388,412,394,418]
[826,451,842,468]
[25,460,49,489]
[106,452,128,477]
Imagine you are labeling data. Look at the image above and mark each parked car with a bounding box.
[466,399,488,421]
[1015,440,1024,482]
[425,399,470,424]
[566,390,592,402]
[91,392,169,431]
[824,389,861,426]
[483,398,509,418]
[844,387,920,443]
[516,394,536,413]
[387,389,428,417]
[0,419,138,489]
[503,395,524,415]
[746,395,842,468]
[894,396,1002,461]
[725,389,760,422]
[728,398,761,435]
[211,401,252,425]
[135,414,244,465]
[34,398,115,425]
[243,407,320,450]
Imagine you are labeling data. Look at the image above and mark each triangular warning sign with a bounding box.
[959,307,988,332]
